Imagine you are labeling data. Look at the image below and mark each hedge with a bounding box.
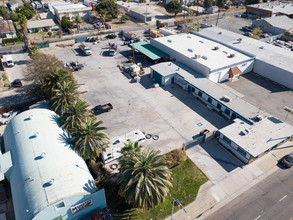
[2,37,19,44]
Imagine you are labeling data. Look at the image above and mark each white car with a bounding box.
[0,111,17,125]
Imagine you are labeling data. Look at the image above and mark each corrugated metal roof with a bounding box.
[130,41,168,60]
[3,109,97,220]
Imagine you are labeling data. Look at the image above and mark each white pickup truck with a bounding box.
[79,43,92,56]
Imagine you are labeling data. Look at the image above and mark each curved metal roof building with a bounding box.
[3,109,106,220]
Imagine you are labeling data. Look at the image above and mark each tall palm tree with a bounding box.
[120,141,143,155]
[70,118,109,160]
[60,99,91,132]
[118,148,172,211]
[18,14,30,49]
[51,81,80,116]
[44,68,74,98]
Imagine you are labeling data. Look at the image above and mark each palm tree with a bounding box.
[118,148,172,211]
[60,99,91,132]
[74,15,83,33]
[18,14,30,49]
[70,118,109,160]
[120,141,143,155]
[51,81,80,116]
[44,68,74,98]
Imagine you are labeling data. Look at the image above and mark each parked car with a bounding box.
[0,110,17,125]
[177,24,185,30]
[279,152,293,168]
[79,43,92,56]
[244,32,252,36]
[10,79,22,88]
[91,103,113,115]
[106,34,117,39]
[242,26,253,32]
[66,62,84,71]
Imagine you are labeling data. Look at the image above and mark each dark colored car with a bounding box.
[91,103,113,115]
[10,79,22,88]
[106,34,117,39]
[279,152,293,168]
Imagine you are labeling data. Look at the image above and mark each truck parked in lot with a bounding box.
[79,43,92,55]
[91,103,113,115]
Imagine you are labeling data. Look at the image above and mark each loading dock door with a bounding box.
[153,70,162,84]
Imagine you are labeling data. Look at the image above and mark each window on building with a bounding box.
[223,136,231,144]
[208,97,212,103]
[191,87,195,92]
[237,147,247,157]
[198,91,202,97]
[224,109,230,116]
[217,103,222,109]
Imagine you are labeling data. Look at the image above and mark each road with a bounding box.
[205,167,293,220]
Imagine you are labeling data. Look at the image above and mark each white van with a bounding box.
[5,55,14,67]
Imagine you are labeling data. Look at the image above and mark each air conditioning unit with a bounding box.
[222,96,231,102]
[230,53,235,58]
[255,115,263,122]
[214,46,219,50]
[194,54,201,59]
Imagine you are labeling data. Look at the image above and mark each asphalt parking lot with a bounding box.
[43,38,232,157]
[223,72,293,126]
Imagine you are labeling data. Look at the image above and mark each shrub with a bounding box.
[47,31,52,37]
[1,73,8,81]
[165,149,187,168]
[2,37,19,44]
[174,19,184,26]
[224,5,230,10]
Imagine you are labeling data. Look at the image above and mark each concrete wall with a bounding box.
[253,59,293,89]
[246,6,273,17]
[128,9,153,22]
[55,10,91,21]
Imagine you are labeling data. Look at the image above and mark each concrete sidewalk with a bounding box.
[168,141,293,220]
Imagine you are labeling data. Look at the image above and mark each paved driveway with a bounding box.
[43,39,230,154]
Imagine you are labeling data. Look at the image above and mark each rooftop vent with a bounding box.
[201,56,207,60]
[237,38,242,43]
[48,178,55,186]
[188,48,193,52]
[218,32,222,34]
[259,46,264,49]
[187,36,191,38]
[229,53,236,58]
[214,46,219,50]
[199,40,204,43]
[254,115,263,122]
[194,54,201,59]
[222,96,231,102]
[176,67,180,71]
[240,129,249,136]
[167,39,172,43]
[168,63,172,66]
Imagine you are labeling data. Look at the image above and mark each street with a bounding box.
[205,167,293,220]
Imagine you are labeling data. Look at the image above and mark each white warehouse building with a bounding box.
[150,33,255,83]
[195,27,293,89]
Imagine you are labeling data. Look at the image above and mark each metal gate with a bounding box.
[75,37,88,43]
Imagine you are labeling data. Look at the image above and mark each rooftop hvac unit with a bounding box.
[240,129,249,136]
[230,53,235,58]
[237,38,242,43]
[254,115,263,122]
[259,46,264,49]
[194,54,201,59]
[168,39,172,43]
[214,46,219,50]
[222,96,231,102]
[188,48,193,52]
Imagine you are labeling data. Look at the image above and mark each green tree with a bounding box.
[204,0,213,12]
[43,68,74,98]
[96,0,119,18]
[47,31,52,37]
[118,148,172,210]
[156,20,161,29]
[26,53,64,85]
[70,118,109,160]
[74,15,82,33]
[9,12,19,21]
[27,45,39,57]
[61,16,73,32]
[120,141,143,155]
[18,14,30,49]
[120,14,130,23]
[15,3,36,20]
[165,1,183,16]
[60,99,91,132]
[51,81,80,116]
[0,6,9,19]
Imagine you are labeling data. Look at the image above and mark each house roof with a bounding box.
[27,19,56,29]
[0,20,16,33]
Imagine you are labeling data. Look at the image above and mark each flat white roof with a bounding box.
[27,19,56,29]
[219,118,293,157]
[151,62,266,122]
[195,27,293,73]
[255,15,293,31]
[51,1,91,11]
[152,33,253,71]
[247,2,293,15]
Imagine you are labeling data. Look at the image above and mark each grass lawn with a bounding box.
[105,158,208,220]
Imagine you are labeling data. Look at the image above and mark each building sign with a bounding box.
[71,199,93,214]
[284,106,293,115]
